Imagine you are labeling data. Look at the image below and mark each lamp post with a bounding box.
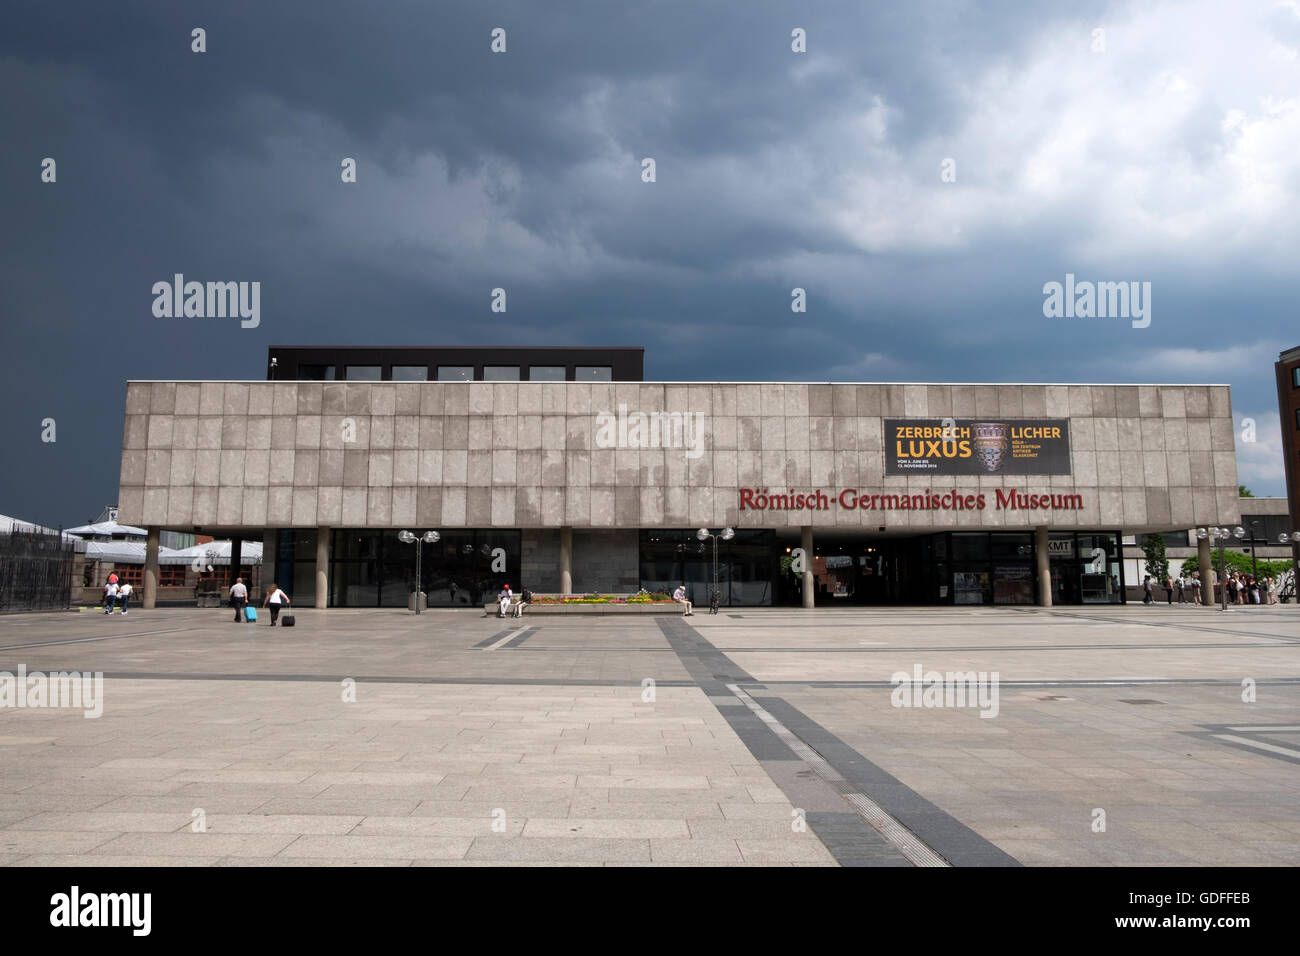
[696,527,735,614]
[1195,526,1244,610]
[1279,530,1300,602]
[396,530,440,614]
[1244,520,1264,584]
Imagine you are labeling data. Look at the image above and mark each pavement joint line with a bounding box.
[696,642,1298,653]
[724,682,949,868]
[471,626,520,650]
[749,677,1300,688]
[1010,607,1300,644]
[500,627,540,649]
[0,627,193,652]
[20,672,699,687]
[1211,734,1300,761]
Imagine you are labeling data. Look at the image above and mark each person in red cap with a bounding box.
[497,584,512,618]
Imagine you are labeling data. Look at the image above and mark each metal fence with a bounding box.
[0,528,75,612]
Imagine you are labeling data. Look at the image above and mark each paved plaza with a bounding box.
[0,603,1297,866]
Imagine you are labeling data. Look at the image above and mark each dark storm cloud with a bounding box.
[0,0,1294,524]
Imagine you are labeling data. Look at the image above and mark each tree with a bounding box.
[1141,534,1169,585]
[1239,485,1254,498]
[1180,553,1293,579]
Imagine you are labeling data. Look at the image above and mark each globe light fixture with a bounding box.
[396,530,440,614]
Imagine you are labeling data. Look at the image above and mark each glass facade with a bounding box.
[302,527,1125,608]
[438,366,473,382]
[391,365,428,381]
[483,366,520,381]
[275,529,319,603]
[528,366,566,381]
[345,365,382,381]
[329,529,520,607]
[639,529,775,607]
[575,366,612,382]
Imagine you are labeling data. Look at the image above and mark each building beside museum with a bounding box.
[116,346,1246,610]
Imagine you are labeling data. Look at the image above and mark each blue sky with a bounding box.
[2,0,1296,526]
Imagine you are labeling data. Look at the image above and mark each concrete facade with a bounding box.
[117,380,1241,535]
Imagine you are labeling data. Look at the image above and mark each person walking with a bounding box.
[1190,572,1201,604]
[263,582,289,625]
[1176,574,1185,603]
[103,580,119,614]
[230,576,249,623]
[1142,576,1153,604]
[1164,574,1174,605]
[117,581,133,615]
[673,584,694,616]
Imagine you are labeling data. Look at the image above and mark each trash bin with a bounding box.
[407,590,427,612]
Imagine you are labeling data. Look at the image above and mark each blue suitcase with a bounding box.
[244,605,258,622]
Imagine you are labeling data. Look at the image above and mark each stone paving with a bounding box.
[0,603,1296,865]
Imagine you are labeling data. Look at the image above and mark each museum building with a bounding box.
[115,346,1243,609]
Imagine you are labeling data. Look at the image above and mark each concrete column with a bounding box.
[262,528,277,599]
[1197,536,1214,606]
[1036,525,1053,607]
[559,526,573,594]
[800,525,814,609]
[230,536,243,586]
[315,526,330,609]
[143,527,160,609]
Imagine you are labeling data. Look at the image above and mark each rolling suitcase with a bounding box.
[244,605,258,622]
[280,614,295,627]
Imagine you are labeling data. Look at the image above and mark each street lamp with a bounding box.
[396,530,440,614]
[1279,530,1300,602]
[696,527,735,614]
[1195,526,1244,610]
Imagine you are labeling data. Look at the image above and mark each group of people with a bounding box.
[1222,572,1278,605]
[1143,570,1279,605]
[496,585,532,618]
[228,576,291,624]
[101,573,133,614]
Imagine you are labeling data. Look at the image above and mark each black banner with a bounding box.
[885,418,1072,476]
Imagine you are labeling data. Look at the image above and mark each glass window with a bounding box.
[528,366,566,381]
[1293,366,1300,387]
[951,533,989,561]
[991,533,1033,559]
[298,364,335,381]
[391,366,428,381]
[345,366,382,381]
[483,366,520,381]
[438,366,473,382]
[575,366,612,382]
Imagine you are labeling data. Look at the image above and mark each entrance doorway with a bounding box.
[781,535,926,605]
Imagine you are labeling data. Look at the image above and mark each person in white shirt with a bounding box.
[263,583,290,626]
[104,581,119,614]
[497,585,512,618]
[230,577,249,623]
[117,582,133,614]
[672,584,693,616]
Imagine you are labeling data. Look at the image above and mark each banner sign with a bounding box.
[884,419,1072,476]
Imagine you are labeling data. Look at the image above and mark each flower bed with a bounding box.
[530,591,674,605]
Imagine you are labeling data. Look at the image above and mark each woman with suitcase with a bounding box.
[263,583,290,626]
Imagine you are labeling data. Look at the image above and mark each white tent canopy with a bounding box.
[65,520,149,538]
[161,541,263,566]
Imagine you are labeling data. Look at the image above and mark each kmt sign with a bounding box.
[738,488,1084,512]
